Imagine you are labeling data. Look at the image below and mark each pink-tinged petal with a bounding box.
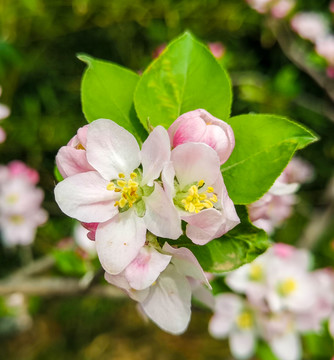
[143,183,182,239]
[163,243,211,288]
[141,126,171,186]
[95,210,146,275]
[86,119,140,180]
[329,312,334,337]
[230,330,256,360]
[171,142,220,189]
[124,246,172,290]
[0,103,10,120]
[140,264,192,335]
[54,171,119,223]
[270,332,301,360]
[183,208,225,245]
[56,146,94,178]
[161,161,176,199]
[170,117,207,147]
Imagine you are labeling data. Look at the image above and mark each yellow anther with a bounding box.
[115,188,121,193]
[118,173,125,178]
[114,201,119,207]
[249,263,263,281]
[130,172,137,179]
[207,186,214,193]
[107,182,115,191]
[75,143,85,150]
[210,194,218,203]
[278,278,297,297]
[180,183,217,214]
[236,311,253,329]
[119,197,127,208]
[117,179,126,187]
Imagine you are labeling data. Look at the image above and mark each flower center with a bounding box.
[178,180,217,214]
[278,278,297,297]
[249,263,263,281]
[236,311,253,329]
[107,172,140,209]
[6,194,18,204]
[10,215,24,224]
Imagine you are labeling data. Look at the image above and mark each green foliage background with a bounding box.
[0,0,334,359]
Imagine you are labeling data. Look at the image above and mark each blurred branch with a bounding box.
[268,20,334,103]
[297,176,334,250]
[0,255,124,298]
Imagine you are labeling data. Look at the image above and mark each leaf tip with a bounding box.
[77,53,93,66]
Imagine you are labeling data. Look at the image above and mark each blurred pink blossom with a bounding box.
[316,36,334,66]
[291,12,329,43]
[208,42,225,59]
[0,127,6,144]
[8,160,40,184]
[246,0,294,18]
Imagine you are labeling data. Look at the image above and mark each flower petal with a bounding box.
[143,183,182,239]
[56,146,94,178]
[171,142,220,189]
[140,264,192,335]
[182,208,225,245]
[124,246,172,290]
[54,171,119,222]
[86,119,140,180]
[161,161,176,199]
[163,243,210,288]
[230,330,256,360]
[141,126,170,186]
[95,210,146,275]
[269,332,301,360]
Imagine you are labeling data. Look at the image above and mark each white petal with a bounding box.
[141,264,192,335]
[141,126,170,186]
[209,313,233,338]
[54,171,118,222]
[171,142,220,189]
[270,332,301,360]
[161,161,176,199]
[124,246,172,290]
[0,103,10,120]
[56,146,93,178]
[95,210,146,274]
[183,208,225,245]
[86,119,140,180]
[230,330,256,360]
[163,243,210,288]
[143,183,182,239]
[329,312,334,337]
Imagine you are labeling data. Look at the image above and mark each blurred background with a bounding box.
[0,0,334,359]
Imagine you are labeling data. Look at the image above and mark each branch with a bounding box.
[268,19,334,103]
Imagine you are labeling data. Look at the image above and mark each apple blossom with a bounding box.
[55,119,182,275]
[209,294,257,360]
[162,141,240,245]
[105,240,210,334]
[246,0,294,18]
[0,164,48,247]
[316,36,334,66]
[168,109,235,165]
[290,12,329,43]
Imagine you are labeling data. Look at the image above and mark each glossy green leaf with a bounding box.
[172,206,270,273]
[79,54,147,142]
[134,32,232,130]
[222,114,318,204]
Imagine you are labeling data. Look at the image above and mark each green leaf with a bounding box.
[79,54,147,142]
[222,114,318,204]
[172,206,270,273]
[52,249,88,276]
[134,32,232,130]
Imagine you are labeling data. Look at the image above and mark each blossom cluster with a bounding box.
[246,0,295,19]
[0,161,48,247]
[290,11,334,77]
[209,243,334,360]
[248,157,313,234]
[54,109,240,333]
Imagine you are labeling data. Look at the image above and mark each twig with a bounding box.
[268,19,334,103]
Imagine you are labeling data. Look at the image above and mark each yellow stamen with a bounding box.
[278,278,297,296]
[249,263,263,281]
[10,215,24,224]
[6,194,18,204]
[107,182,115,191]
[181,181,218,214]
[130,172,137,179]
[75,143,85,150]
[236,311,253,329]
[118,173,125,178]
[107,174,140,209]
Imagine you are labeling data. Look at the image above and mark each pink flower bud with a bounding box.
[8,160,40,184]
[208,42,225,59]
[168,109,235,165]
